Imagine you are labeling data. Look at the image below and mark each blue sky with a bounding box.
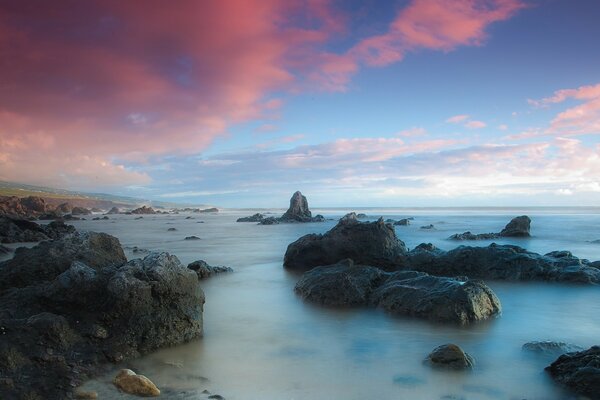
[1,0,599,206]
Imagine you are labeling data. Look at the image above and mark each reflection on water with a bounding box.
[60,209,600,399]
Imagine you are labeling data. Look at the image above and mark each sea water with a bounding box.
[49,208,600,399]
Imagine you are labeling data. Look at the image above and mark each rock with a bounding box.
[187,260,233,279]
[546,346,600,399]
[237,213,265,222]
[281,191,312,222]
[394,219,410,226]
[135,216,144,220]
[168,227,177,231]
[356,213,367,219]
[522,341,584,356]
[74,390,98,399]
[406,243,600,284]
[113,369,160,397]
[185,216,194,219]
[0,195,50,218]
[295,260,501,324]
[199,207,219,213]
[131,206,156,214]
[284,213,408,271]
[107,207,120,214]
[420,224,435,230]
[499,215,531,237]
[185,235,201,240]
[0,244,10,254]
[20,196,49,214]
[0,217,75,243]
[448,231,498,240]
[425,344,475,369]
[71,206,91,215]
[259,216,280,225]
[55,203,72,215]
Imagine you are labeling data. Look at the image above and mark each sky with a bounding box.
[1,0,600,207]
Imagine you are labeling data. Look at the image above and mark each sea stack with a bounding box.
[281,191,313,222]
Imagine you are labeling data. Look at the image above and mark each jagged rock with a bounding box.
[294,259,501,324]
[107,207,120,214]
[424,344,475,369]
[71,206,91,215]
[0,195,50,218]
[187,260,233,279]
[237,213,265,222]
[406,243,600,284]
[500,215,531,237]
[284,213,408,271]
[131,206,156,215]
[19,196,48,214]
[522,341,584,356]
[281,191,312,222]
[394,219,410,226]
[546,346,600,399]
[113,369,160,397]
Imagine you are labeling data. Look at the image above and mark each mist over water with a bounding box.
[71,208,600,399]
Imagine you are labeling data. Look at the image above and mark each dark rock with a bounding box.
[394,219,410,226]
[295,260,501,324]
[131,206,156,215]
[546,346,600,399]
[420,224,435,230]
[424,344,475,369]
[406,243,600,284]
[259,216,280,225]
[499,215,531,237]
[185,216,194,219]
[71,207,91,215]
[55,203,72,215]
[356,213,367,219]
[106,207,120,214]
[0,216,49,243]
[284,213,408,271]
[44,220,76,239]
[237,213,265,222]
[0,244,10,254]
[281,191,312,222]
[185,236,201,240]
[199,207,219,213]
[522,341,584,356]
[63,214,81,220]
[135,216,144,220]
[0,195,50,218]
[188,260,233,279]
[20,196,49,214]
[449,231,498,240]
[168,228,177,231]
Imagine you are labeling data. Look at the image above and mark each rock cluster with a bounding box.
[0,217,75,243]
[0,195,50,218]
[131,205,156,214]
[236,213,265,222]
[546,346,600,399]
[238,191,324,225]
[294,259,501,324]
[0,232,205,399]
[449,215,532,240]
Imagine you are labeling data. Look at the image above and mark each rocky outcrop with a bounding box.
[55,202,73,215]
[260,191,324,225]
[522,341,584,356]
[0,195,50,218]
[237,213,265,222]
[294,259,501,324]
[71,206,92,215]
[406,244,600,284]
[546,346,600,399]
[106,207,120,214]
[131,206,156,214]
[424,344,475,369]
[0,217,75,243]
[199,207,219,213]
[449,215,532,241]
[0,233,204,399]
[394,219,410,226]
[284,213,408,271]
[187,260,233,279]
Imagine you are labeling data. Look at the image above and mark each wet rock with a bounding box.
[107,207,120,214]
[259,216,280,225]
[394,218,410,226]
[546,346,600,399]
[113,369,160,397]
[295,260,501,324]
[237,213,265,222]
[420,224,435,230]
[499,215,531,237]
[424,344,475,369]
[185,235,201,240]
[522,341,584,356]
[135,216,144,220]
[71,206,92,215]
[284,213,408,271]
[187,260,233,279]
[131,206,156,214]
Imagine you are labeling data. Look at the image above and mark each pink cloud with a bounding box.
[446,114,486,129]
[465,120,487,129]
[446,114,470,123]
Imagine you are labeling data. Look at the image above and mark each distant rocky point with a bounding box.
[238,191,323,224]
[131,205,156,214]
[449,215,531,240]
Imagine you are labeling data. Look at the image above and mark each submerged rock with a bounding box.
[294,259,501,324]
[113,369,160,397]
[185,235,201,240]
[284,213,408,271]
[188,260,233,279]
[424,344,475,369]
[420,224,435,230]
[546,346,600,399]
[237,213,265,222]
[522,341,584,356]
[448,231,498,240]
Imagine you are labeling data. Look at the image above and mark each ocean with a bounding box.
[49,208,600,399]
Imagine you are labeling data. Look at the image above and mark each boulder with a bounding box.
[284,213,408,271]
[522,341,584,357]
[546,346,600,399]
[187,260,233,279]
[394,219,410,226]
[294,260,501,324]
[500,215,531,237]
[131,206,156,215]
[71,206,91,215]
[356,213,367,219]
[19,196,48,214]
[424,344,475,369]
[113,369,160,397]
[237,213,265,222]
[167,227,177,231]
